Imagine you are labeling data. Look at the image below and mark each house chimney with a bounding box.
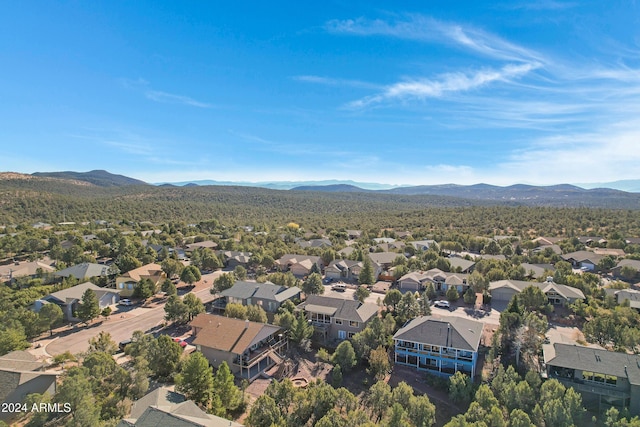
[245,319,249,330]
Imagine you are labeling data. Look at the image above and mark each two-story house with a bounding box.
[190,313,287,382]
[397,269,468,294]
[393,315,483,379]
[276,254,324,277]
[296,295,378,343]
[544,343,640,415]
[219,281,301,313]
[115,263,166,297]
[324,260,363,282]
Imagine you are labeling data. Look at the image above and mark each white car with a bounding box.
[118,298,133,306]
[434,300,450,308]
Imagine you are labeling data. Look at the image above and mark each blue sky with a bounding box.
[1,1,639,186]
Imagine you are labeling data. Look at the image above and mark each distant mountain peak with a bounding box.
[32,170,147,187]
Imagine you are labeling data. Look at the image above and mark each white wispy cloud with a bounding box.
[120,78,212,108]
[293,75,382,90]
[144,90,212,108]
[326,15,545,63]
[503,1,578,10]
[348,63,539,108]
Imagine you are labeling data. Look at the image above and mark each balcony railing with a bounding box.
[234,338,287,367]
[550,376,629,399]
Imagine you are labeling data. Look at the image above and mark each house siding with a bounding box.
[394,339,478,379]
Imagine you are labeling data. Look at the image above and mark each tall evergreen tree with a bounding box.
[77,289,100,323]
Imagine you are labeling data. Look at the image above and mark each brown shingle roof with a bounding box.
[191,314,281,355]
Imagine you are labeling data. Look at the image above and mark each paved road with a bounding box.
[46,286,217,356]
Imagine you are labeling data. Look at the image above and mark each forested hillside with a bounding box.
[2,174,640,237]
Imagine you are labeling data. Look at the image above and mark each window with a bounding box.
[583,371,617,386]
[118,283,124,289]
[127,283,133,289]
[349,321,359,328]
[338,330,346,340]
[348,332,356,338]
[335,319,343,325]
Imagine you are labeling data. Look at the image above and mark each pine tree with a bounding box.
[213,362,242,414]
[77,289,100,323]
[175,352,214,408]
[359,257,375,285]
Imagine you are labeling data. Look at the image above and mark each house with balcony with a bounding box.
[190,314,286,382]
[393,316,483,379]
[543,343,640,415]
[219,280,301,313]
[296,295,378,343]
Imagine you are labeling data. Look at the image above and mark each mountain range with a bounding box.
[1,170,638,209]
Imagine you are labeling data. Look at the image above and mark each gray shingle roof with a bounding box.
[54,262,111,278]
[393,316,483,352]
[546,343,640,386]
[123,387,243,426]
[489,279,585,300]
[298,295,378,323]
[220,281,301,303]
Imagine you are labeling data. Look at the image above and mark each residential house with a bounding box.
[219,281,301,313]
[489,277,585,305]
[297,238,332,249]
[408,240,437,251]
[185,240,218,253]
[625,238,640,246]
[116,263,166,297]
[338,246,356,258]
[373,237,396,244]
[520,263,556,280]
[276,254,324,277]
[54,262,117,280]
[118,386,243,427]
[34,281,121,320]
[346,230,362,240]
[532,236,564,246]
[0,260,55,283]
[577,236,607,246]
[531,244,563,256]
[368,252,404,270]
[398,269,469,293]
[593,248,625,257]
[561,251,605,271]
[393,316,483,379]
[603,288,640,310]
[543,343,640,415]
[146,243,187,261]
[190,314,286,382]
[296,295,378,342]
[0,351,58,423]
[217,251,252,269]
[447,257,475,273]
[324,259,363,282]
[612,259,640,279]
[375,241,406,253]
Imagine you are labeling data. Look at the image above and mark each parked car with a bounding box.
[118,298,133,306]
[172,337,188,348]
[119,339,132,352]
[332,283,347,292]
[434,300,450,308]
